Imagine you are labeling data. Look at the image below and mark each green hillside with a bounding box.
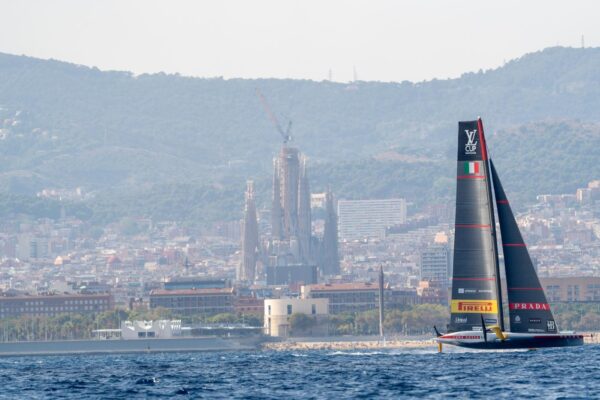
[1,47,599,223]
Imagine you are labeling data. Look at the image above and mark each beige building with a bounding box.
[301,282,418,314]
[541,277,600,302]
[264,298,329,337]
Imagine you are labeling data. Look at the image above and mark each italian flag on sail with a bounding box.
[464,161,480,175]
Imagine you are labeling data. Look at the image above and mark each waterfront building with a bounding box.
[120,320,182,339]
[302,282,384,314]
[234,296,264,314]
[0,293,113,318]
[302,282,418,314]
[389,288,420,308]
[264,297,329,337]
[149,288,235,317]
[541,277,600,302]
[337,198,407,240]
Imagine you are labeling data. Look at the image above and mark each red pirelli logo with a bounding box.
[509,303,550,310]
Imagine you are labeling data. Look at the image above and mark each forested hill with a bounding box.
[1,46,600,223]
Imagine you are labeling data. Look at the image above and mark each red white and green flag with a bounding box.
[464,161,480,175]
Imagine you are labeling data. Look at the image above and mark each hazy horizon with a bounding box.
[3,44,594,84]
[1,0,598,83]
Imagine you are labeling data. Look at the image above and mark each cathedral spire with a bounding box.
[297,155,312,263]
[322,187,340,276]
[239,180,259,282]
[271,158,283,240]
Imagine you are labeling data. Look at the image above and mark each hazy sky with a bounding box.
[0,0,597,82]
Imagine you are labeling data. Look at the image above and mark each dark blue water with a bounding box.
[0,345,599,399]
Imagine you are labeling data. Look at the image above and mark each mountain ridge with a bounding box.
[1,47,599,223]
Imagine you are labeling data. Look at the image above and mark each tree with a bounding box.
[207,313,237,324]
[289,313,316,336]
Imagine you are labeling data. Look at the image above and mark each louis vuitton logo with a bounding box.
[464,129,478,154]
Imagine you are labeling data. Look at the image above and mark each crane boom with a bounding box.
[256,89,292,144]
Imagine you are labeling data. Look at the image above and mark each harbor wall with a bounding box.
[0,336,264,356]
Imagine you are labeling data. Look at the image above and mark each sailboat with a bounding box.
[435,118,584,350]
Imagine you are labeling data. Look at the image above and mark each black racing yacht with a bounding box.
[435,118,584,350]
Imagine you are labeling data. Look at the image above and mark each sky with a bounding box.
[0,0,597,83]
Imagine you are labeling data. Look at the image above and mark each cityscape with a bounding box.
[1,1,600,398]
[0,132,599,340]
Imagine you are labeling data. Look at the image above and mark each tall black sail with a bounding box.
[449,119,503,332]
[490,160,557,334]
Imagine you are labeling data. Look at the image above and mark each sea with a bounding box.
[0,345,598,399]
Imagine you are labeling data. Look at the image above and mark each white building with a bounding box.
[120,320,182,339]
[264,298,329,337]
[337,199,407,240]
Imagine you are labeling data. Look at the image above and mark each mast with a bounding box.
[478,119,505,331]
[378,265,385,338]
[449,119,502,332]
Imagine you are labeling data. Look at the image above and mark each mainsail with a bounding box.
[490,160,557,334]
[449,119,503,332]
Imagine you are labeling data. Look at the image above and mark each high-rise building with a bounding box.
[420,243,451,289]
[239,180,259,282]
[337,198,407,240]
[321,189,340,276]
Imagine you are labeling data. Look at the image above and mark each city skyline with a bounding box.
[0,2,598,396]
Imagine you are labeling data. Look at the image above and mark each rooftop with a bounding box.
[150,288,235,296]
[0,293,112,300]
[303,282,390,292]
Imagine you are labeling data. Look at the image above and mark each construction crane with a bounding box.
[256,88,292,144]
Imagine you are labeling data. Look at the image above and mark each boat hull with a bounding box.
[437,331,584,350]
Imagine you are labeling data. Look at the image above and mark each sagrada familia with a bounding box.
[239,144,340,284]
